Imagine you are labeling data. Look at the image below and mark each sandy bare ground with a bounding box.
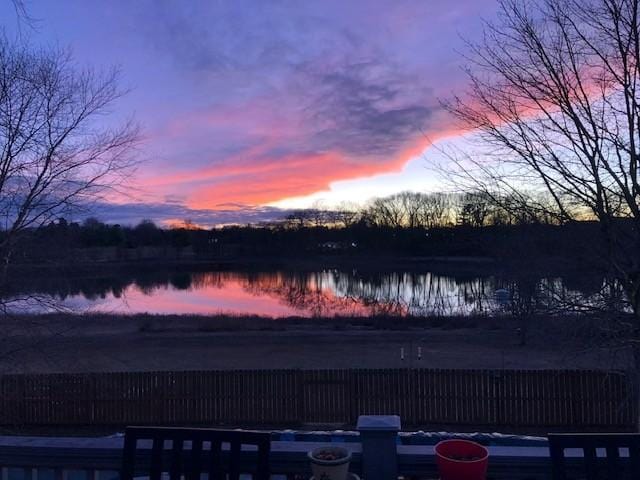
[0,314,628,373]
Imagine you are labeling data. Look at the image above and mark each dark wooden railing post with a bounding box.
[357,415,400,480]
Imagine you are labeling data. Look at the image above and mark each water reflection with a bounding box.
[3,268,612,317]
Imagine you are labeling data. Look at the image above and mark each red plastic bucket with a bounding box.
[435,439,489,480]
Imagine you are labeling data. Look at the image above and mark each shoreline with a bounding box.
[11,253,586,278]
[0,311,567,333]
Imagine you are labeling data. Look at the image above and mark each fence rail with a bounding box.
[0,368,634,429]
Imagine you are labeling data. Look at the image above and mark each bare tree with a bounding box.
[443,0,640,419]
[366,195,405,228]
[284,209,313,229]
[456,191,493,227]
[364,191,457,228]
[0,37,139,305]
[333,202,362,228]
[420,192,454,228]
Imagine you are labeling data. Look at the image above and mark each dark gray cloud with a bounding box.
[80,202,292,228]
[305,62,436,157]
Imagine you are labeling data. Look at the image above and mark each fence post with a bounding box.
[357,415,401,480]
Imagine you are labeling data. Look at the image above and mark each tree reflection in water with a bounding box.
[2,268,614,317]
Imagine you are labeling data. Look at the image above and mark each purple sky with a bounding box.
[2,0,498,226]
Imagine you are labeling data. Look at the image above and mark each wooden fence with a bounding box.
[0,369,634,429]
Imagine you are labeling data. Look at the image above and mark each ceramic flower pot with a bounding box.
[308,446,352,480]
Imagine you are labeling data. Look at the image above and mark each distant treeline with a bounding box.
[10,191,603,265]
[285,191,564,229]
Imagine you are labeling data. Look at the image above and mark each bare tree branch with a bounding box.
[0,36,139,313]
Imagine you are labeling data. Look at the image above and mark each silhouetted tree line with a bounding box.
[7,190,605,264]
[285,191,565,230]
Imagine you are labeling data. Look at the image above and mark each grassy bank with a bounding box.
[0,311,626,376]
[1,310,586,336]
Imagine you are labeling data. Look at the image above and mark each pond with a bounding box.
[5,266,608,317]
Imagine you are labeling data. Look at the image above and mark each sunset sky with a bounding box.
[1,0,498,226]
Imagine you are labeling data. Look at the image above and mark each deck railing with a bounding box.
[0,416,559,480]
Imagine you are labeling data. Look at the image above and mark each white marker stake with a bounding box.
[400,347,405,361]
[418,347,422,360]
